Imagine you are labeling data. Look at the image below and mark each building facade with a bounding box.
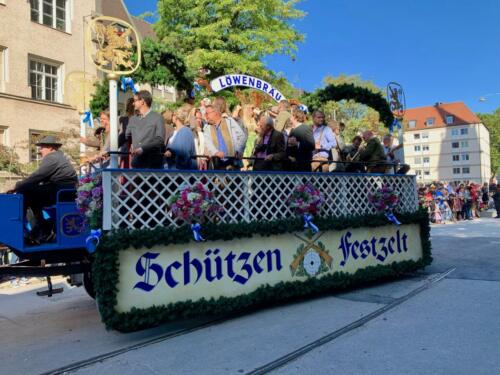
[0,0,173,164]
[403,102,491,184]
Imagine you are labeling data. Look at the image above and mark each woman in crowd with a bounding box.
[189,108,207,170]
[164,106,197,170]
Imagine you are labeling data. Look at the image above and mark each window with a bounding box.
[415,170,422,179]
[461,154,469,161]
[423,157,430,165]
[462,167,470,174]
[30,0,68,32]
[408,120,416,129]
[452,142,459,149]
[426,117,435,126]
[422,145,430,152]
[414,145,421,152]
[414,157,422,164]
[29,58,60,102]
[461,141,469,148]
[446,115,454,125]
[413,134,420,140]
[453,168,461,174]
[422,132,429,140]
[424,171,430,176]
[460,128,468,135]
[452,154,460,162]
[0,127,6,145]
[451,129,459,136]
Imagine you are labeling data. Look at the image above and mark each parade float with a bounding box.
[0,17,431,332]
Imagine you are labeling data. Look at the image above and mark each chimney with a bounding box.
[434,102,442,107]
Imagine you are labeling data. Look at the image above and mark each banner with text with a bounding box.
[115,224,423,313]
[210,74,286,102]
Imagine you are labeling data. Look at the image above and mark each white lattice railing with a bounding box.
[101,170,419,230]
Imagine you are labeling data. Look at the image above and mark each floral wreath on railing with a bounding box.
[166,183,223,241]
[368,184,401,225]
[76,174,103,253]
[288,183,325,233]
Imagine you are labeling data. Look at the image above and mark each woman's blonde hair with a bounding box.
[175,106,191,124]
[241,104,257,133]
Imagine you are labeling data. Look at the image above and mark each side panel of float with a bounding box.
[115,224,422,313]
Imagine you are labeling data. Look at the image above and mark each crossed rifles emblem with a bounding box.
[290,232,333,276]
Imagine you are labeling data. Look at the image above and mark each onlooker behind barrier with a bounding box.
[311,110,337,173]
[164,106,197,170]
[203,104,247,170]
[359,130,386,173]
[343,135,365,173]
[126,90,166,169]
[275,100,292,133]
[251,116,286,171]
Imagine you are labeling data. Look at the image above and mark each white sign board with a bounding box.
[210,74,286,102]
[114,224,423,313]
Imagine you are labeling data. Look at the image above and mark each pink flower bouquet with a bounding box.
[76,174,103,229]
[167,183,223,224]
[368,185,400,213]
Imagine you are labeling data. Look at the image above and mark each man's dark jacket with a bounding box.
[252,129,286,171]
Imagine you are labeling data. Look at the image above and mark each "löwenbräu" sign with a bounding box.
[210,74,286,102]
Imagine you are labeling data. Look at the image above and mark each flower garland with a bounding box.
[76,174,103,230]
[166,183,223,241]
[368,185,401,225]
[288,183,325,233]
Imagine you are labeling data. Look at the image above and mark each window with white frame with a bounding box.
[422,132,429,140]
[423,157,430,165]
[461,154,469,161]
[424,170,430,176]
[451,129,459,136]
[452,142,459,149]
[425,117,435,126]
[422,145,430,152]
[446,115,454,125]
[414,134,420,140]
[453,167,460,175]
[414,157,422,164]
[461,140,469,148]
[30,0,69,32]
[29,58,61,102]
[460,128,468,135]
[462,167,470,174]
[0,46,6,90]
[414,145,421,152]
[408,120,416,129]
[452,154,460,162]
[415,170,422,179]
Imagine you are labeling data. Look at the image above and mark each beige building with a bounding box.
[0,0,171,164]
[403,102,491,184]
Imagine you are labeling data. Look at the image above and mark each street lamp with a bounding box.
[479,93,500,102]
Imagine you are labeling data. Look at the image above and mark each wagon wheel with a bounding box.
[83,270,95,299]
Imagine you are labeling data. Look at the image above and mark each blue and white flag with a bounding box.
[81,111,94,128]
[120,76,138,94]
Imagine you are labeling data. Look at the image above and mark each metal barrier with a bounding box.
[101,169,419,230]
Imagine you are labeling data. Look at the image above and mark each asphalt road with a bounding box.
[0,218,498,375]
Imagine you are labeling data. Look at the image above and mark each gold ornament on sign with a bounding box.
[85,16,141,75]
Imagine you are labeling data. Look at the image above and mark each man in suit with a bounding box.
[252,116,286,171]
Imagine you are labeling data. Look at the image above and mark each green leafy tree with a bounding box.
[309,74,388,142]
[155,0,305,80]
[477,109,500,177]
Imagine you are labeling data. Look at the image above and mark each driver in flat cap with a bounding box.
[8,135,77,240]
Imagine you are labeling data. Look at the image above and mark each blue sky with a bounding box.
[124,0,500,114]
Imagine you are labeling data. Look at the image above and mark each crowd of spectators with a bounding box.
[83,90,408,174]
[418,180,500,223]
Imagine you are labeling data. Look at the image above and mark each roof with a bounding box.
[131,17,157,40]
[403,102,482,131]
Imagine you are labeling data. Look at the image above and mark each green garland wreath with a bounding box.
[304,83,395,128]
[93,209,431,332]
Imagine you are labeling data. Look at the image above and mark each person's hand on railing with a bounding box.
[132,147,144,156]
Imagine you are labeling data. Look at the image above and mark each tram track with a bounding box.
[40,268,455,375]
[246,267,456,375]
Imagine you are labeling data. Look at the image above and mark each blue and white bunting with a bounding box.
[120,76,138,94]
[86,229,102,254]
[384,210,401,225]
[191,223,205,242]
[303,214,319,233]
[81,111,94,128]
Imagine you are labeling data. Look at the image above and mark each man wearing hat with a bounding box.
[9,135,77,238]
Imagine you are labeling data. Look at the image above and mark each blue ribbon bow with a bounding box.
[384,210,401,225]
[86,229,102,254]
[191,223,205,242]
[389,118,402,133]
[303,214,319,233]
[120,76,138,94]
[82,111,93,128]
